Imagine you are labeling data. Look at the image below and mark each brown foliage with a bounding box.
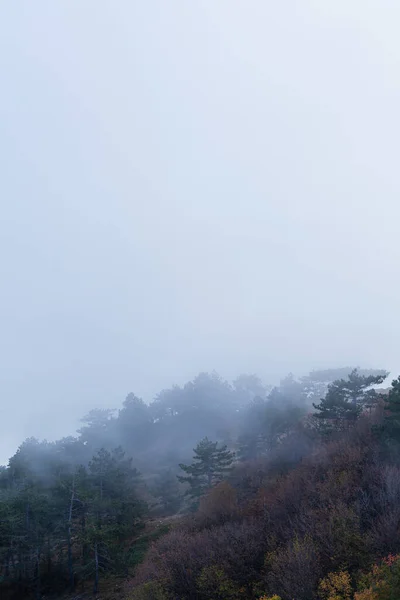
[134,518,266,598]
[368,465,400,554]
[197,481,239,526]
[264,535,320,600]
[131,415,400,600]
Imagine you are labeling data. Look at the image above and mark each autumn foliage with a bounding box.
[130,407,400,600]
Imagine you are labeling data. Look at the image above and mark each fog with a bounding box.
[1,1,399,464]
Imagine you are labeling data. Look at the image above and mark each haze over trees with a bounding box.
[3,2,400,599]
[2,365,399,599]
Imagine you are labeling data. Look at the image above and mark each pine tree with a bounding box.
[384,376,400,441]
[237,432,266,461]
[313,368,388,433]
[152,469,182,515]
[83,447,145,592]
[178,438,234,502]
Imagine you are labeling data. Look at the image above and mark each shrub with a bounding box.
[197,481,239,526]
[264,535,320,600]
[130,581,171,600]
[318,570,352,600]
[197,565,244,599]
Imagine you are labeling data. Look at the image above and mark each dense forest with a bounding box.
[3,366,400,600]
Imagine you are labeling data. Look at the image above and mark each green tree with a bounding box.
[117,394,153,453]
[384,376,400,442]
[78,409,116,451]
[237,432,267,461]
[313,369,388,433]
[178,438,234,502]
[233,373,269,405]
[197,565,242,599]
[237,394,305,460]
[301,367,387,404]
[151,469,182,515]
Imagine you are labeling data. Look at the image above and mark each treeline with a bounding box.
[0,366,393,598]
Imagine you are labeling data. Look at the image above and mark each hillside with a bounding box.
[2,367,400,600]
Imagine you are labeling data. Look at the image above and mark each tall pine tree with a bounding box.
[313,368,388,433]
[178,438,234,502]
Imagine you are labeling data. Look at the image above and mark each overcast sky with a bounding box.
[1,1,399,464]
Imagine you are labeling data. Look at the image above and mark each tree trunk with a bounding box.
[5,547,10,577]
[207,468,212,487]
[81,504,87,572]
[18,544,22,582]
[35,546,41,600]
[67,478,75,591]
[93,542,99,595]
[46,535,52,575]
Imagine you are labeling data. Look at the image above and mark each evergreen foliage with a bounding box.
[313,368,388,432]
[178,437,234,501]
[384,376,400,441]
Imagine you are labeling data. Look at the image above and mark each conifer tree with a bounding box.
[384,376,400,441]
[313,368,388,433]
[178,438,234,501]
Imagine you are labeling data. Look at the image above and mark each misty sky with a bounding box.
[1,1,400,464]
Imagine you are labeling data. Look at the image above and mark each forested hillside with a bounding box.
[2,366,400,600]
